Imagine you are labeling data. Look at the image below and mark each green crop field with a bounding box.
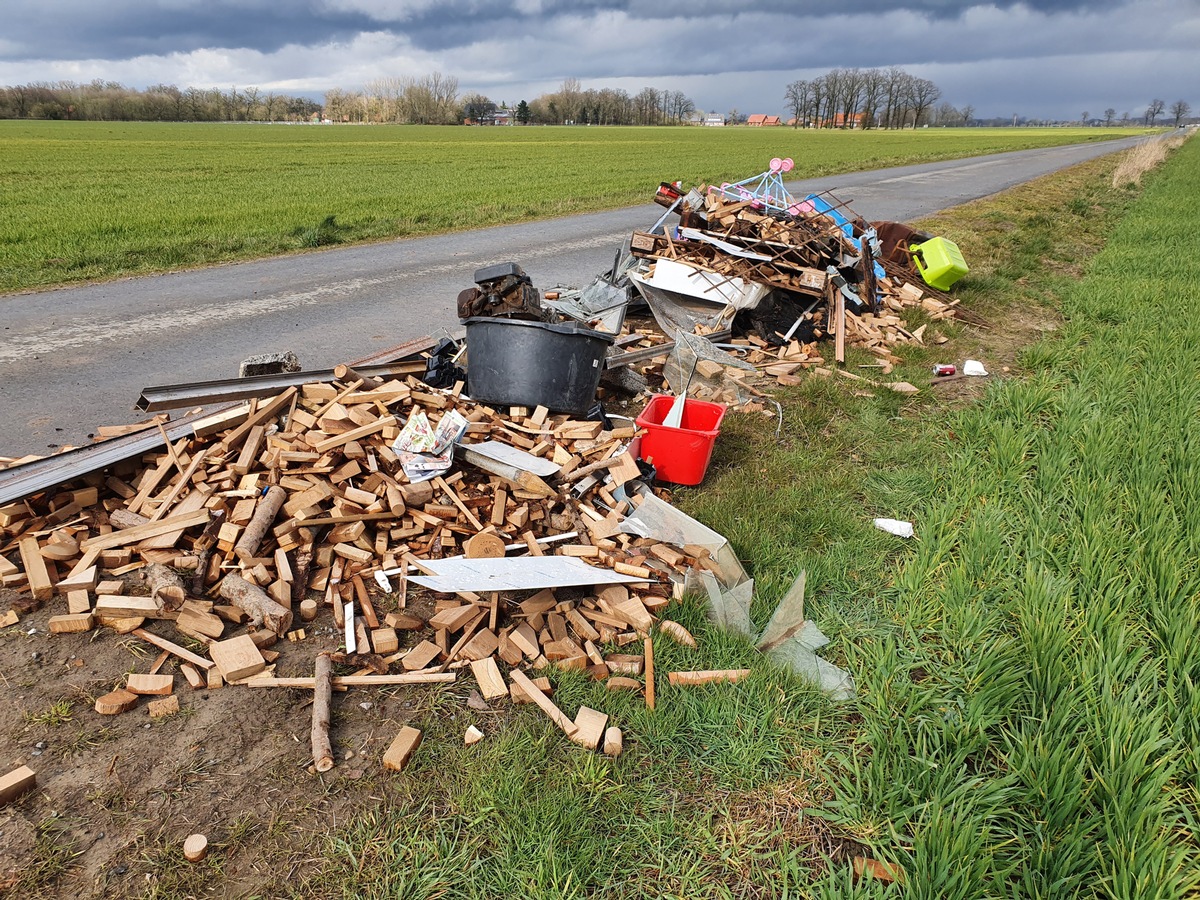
[0,121,1143,294]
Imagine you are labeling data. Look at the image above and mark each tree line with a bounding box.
[334,77,697,126]
[0,79,321,122]
[783,67,949,129]
[1,74,1190,129]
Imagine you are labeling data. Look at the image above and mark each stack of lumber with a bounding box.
[0,373,722,740]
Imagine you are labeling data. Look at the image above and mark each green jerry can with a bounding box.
[910,236,968,290]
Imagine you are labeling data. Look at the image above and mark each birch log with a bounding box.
[234,486,287,561]
[312,652,335,773]
[218,573,292,636]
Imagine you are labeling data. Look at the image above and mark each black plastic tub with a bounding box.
[464,317,615,415]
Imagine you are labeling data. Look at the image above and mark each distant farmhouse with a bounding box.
[703,112,725,126]
[747,114,783,126]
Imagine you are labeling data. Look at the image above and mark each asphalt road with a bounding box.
[0,136,1145,458]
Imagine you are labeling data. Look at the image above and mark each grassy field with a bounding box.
[0,121,1144,294]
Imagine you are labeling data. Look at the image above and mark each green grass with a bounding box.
[813,139,1200,894]
[0,121,1142,294]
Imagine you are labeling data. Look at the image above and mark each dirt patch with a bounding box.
[0,589,453,899]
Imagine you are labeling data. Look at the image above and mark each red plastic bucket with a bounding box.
[634,395,727,485]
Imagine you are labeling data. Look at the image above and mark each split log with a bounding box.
[312,652,334,773]
[291,542,315,605]
[138,563,186,610]
[235,486,287,561]
[218,573,293,636]
[109,509,151,530]
[190,509,226,595]
[564,455,624,484]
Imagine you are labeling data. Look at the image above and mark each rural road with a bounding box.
[0,136,1145,458]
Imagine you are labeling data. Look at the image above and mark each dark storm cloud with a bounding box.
[2,0,1195,121]
[4,0,1131,62]
[0,1,377,61]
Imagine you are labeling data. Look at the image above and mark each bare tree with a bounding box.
[1103,108,1115,126]
[365,77,402,122]
[881,66,908,128]
[634,87,660,125]
[818,70,841,127]
[1145,98,1164,125]
[859,68,886,129]
[1081,111,1089,125]
[1170,99,1191,127]
[808,76,827,127]
[836,68,864,127]
[933,101,958,126]
[961,104,975,126]
[241,86,260,121]
[784,79,810,127]
[907,78,941,127]
[461,92,496,123]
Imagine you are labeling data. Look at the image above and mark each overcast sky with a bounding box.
[2,1,1197,121]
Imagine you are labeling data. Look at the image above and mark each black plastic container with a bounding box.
[464,317,615,415]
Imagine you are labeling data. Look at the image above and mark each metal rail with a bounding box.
[0,335,440,507]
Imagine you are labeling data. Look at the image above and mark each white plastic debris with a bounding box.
[963,359,989,377]
[873,518,915,538]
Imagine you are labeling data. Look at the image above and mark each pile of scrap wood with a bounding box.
[627,186,986,374]
[0,370,731,761]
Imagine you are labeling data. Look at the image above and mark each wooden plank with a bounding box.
[244,672,456,688]
[18,537,54,603]
[371,627,399,654]
[48,613,94,633]
[147,448,210,523]
[132,628,214,670]
[610,595,655,633]
[140,484,211,548]
[126,673,174,696]
[668,669,752,686]
[66,590,92,615]
[95,688,139,715]
[509,669,577,736]
[313,415,397,453]
[217,388,297,453]
[94,595,162,618]
[175,606,224,640]
[470,657,509,701]
[401,640,441,671]
[209,634,266,681]
[644,636,656,711]
[570,706,608,750]
[80,509,209,552]
[181,663,206,689]
[0,765,37,806]
[603,726,623,757]
[382,726,422,772]
[428,603,483,633]
[433,476,484,530]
